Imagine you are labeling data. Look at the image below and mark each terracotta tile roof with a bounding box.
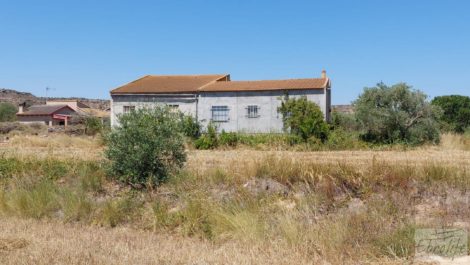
[17,105,75,116]
[110,74,229,94]
[203,78,330,92]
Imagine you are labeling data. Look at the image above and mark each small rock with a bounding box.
[243,178,288,196]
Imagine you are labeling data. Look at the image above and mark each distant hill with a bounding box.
[0,88,110,110]
[332,104,354,114]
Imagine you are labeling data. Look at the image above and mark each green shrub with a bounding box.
[194,123,218,149]
[278,96,329,141]
[355,82,441,145]
[0,102,17,122]
[325,128,366,150]
[219,130,238,147]
[84,116,103,136]
[105,107,186,187]
[331,111,359,131]
[180,114,201,139]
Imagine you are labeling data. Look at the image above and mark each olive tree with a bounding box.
[431,95,470,133]
[278,96,329,141]
[354,83,440,145]
[105,106,186,187]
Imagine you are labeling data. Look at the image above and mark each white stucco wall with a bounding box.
[110,94,197,126]
[110,89,330,132]
[198,89,327,133]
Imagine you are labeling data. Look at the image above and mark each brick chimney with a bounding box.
[321,70,327,79]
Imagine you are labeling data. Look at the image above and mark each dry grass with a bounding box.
[440,133,470,151]
[1,133,470,264]
[0,217,328,265]
[1,135,103,160]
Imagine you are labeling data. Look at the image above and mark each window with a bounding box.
[168,104,179,113]
[211,106,229,122]
[123,106,135,113]
[246,105,260,118]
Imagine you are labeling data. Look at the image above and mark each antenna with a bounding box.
[45,87,56,100]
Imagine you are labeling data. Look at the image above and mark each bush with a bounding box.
[180,114,201,139]
[278,96,329,141]
[0,102,17,122]
[431,95,470,133]
[325,128,366,150]
[219,130,238,147]
[331,111,359,132]
[105,107,186,187]
[354,82,441,145]
[84,116,103,136]
[194,123,218,149]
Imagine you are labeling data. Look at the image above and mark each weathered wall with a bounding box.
[110,89,329,133]
[110,94,197,126]
[17,115,52,124]
[198,89,326,133]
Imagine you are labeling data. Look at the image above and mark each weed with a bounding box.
[94,196,141,227]
[6,179,60,219]
[60,189,93,222]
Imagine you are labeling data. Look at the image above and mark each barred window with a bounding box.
[123,106,135,113]
[168,104,179,112]
[211,106,229,122]
[246,105,260,118]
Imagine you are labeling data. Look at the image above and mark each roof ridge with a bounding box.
[217,77,327,83]
[146,74,226,77]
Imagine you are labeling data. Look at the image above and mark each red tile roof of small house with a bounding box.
[17,105,75,116]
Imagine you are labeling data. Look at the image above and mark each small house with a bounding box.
[16,103,76,126]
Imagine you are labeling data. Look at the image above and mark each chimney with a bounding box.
[18,102,25,114]
[321,70,327,79]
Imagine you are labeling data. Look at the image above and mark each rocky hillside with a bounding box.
[332,104,354,114]
[0,88,109,110]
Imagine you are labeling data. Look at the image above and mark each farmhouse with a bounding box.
[110,71,331,133]
[16,104,76,126]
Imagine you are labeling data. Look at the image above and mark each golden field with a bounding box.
[0,133,470,264]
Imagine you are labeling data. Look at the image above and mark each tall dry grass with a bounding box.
[1,133,470,264]
[439,132,470,151]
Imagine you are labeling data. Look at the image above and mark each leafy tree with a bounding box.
[431,95,470,133]
[180,114,201,139]
[354,83,441,145]
[278,96,329,141]
[0,102,17,122]
[105,107,186,187]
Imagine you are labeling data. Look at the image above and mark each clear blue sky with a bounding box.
[1,0,469,104]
